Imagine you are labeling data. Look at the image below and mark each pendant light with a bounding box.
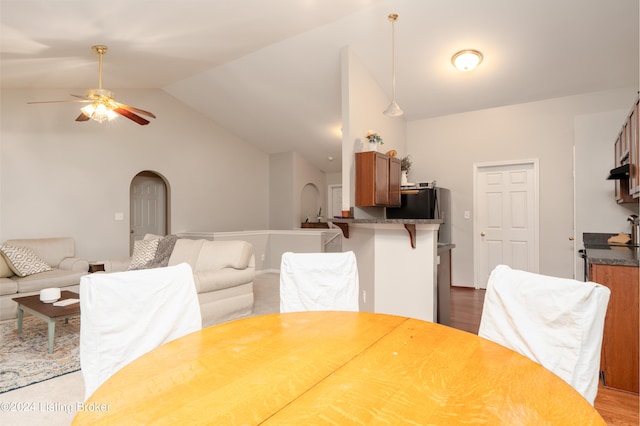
[383,13,403,117]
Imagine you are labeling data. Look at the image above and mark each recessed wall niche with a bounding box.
[300,183,321,224]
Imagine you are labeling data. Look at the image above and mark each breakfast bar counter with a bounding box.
[332,218,442,322]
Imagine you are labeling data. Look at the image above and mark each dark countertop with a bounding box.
[300,222,330,229]
[331,218,444,225]
[438,243,456,251]
[583,232,639,267]
[586,247,639,267]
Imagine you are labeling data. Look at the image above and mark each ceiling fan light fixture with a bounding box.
[28,45,155,125]
[86,88,114,99]
[81,102,117,123]
[451,49,483,72]
[383,13,403,117]
[81,87,119,123]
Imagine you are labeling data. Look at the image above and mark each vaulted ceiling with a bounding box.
[2,0,638,172]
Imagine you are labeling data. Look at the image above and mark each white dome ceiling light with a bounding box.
[451,49,483,72]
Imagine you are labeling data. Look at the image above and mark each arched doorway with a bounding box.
[130,171,169,254]
[300,183,321,223]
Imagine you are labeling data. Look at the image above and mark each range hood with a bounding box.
[607,163,630,180]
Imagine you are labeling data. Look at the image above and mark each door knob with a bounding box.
[480,232,486,237]
[569,236,574,241]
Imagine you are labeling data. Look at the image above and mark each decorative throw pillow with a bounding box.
[128,238,160,270]
[146,234,179,269]
[0,244,52,277]
[0,254,13,278]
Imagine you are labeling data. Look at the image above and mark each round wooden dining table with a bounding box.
[73,311,604,425]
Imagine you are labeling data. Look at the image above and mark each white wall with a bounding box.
[269,152,295,230]
[326,172,341,186]
[341,46,407,218]
[575,106,640,278]
[4,84,636,280]
[269,151,327,229]
[1,88,269,260]
[407,88,637,286]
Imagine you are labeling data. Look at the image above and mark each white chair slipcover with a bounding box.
[80,262,201,400]
[280,251,359,313]
[478,264,610,405]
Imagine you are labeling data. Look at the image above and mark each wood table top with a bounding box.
[73,311,604,425]
[13,290,80,318]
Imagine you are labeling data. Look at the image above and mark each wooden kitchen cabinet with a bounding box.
[355,151,401,207]
[630,100,639,197]
[589,263,639,394]
[613,98,639,203]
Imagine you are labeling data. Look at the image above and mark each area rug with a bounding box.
[0,316,80,393]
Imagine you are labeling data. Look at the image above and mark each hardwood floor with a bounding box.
[449,286,639,426]
[450,286,486,335]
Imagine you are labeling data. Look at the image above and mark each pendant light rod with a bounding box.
[384,13,403,117]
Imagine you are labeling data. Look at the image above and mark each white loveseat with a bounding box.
[0,237,89,320]
[103,238,255,327]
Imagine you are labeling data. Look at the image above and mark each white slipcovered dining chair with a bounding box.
[80,262,201,400]
[279,251,359,313]
[478,264,610,405]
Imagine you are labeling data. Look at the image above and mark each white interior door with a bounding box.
[474,160,539,288]
[130,174,167,253]
[328,185,342,219]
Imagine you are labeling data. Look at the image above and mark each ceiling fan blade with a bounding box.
[27,99,92,104]
[115,102,156,119]
[75,113,90,122]
[113,107,150,125]
[70,94,90,100]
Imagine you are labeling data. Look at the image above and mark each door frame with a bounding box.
[472,159,540,288]
[129,171,170,254]
[327,184,342,220]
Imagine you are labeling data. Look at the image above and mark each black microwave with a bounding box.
[386,187,439,219]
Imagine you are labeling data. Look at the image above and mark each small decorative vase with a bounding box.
[401,170,409,186]
[369,142,378,152]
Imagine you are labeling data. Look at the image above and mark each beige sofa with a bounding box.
[0,237,89,320]
[103,238,255,327]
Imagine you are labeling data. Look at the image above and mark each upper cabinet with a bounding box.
[631,100,639,196]
[613,98,639,204]
[355,151,401,207]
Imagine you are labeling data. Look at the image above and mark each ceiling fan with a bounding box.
[28,45,156,125]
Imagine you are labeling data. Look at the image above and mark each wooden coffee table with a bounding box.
[12,290,80,354]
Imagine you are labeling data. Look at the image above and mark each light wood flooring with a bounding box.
[449,286,639,426]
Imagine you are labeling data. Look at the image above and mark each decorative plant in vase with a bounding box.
[401,155,412,185]
[364,131,384,151]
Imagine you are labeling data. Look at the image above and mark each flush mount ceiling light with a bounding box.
[451,49,483,72]
[383,13,403,117]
